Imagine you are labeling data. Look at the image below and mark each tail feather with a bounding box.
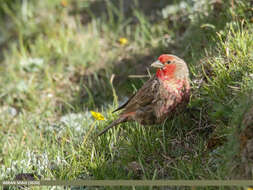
[97,116,127,136]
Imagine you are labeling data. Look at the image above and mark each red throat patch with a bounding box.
[156,64,176,80]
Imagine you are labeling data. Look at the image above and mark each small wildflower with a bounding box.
[119,37,128,46]
[61,0,68,7]
[225,47,229,57]
[90,111,105,121]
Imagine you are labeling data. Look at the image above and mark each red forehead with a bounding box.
[158,54,175,63]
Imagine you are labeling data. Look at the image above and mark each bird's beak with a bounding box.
[151,60,164,68]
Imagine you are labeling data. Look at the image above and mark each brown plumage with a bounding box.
[98,54,191,136]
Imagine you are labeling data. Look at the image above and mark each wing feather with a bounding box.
[121,75,160,114]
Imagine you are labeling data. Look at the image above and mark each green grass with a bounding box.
[0,0,253,189]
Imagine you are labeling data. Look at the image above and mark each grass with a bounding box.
[0,0,253,189]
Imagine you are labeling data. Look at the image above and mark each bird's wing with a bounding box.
[112,93,136,113]
[120,75,160,114]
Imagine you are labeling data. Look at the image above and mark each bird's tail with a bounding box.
[97,116,127,136]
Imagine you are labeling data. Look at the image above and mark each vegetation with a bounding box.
[0,0,252,189]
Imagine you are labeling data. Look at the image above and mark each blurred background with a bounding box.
[0,0,253,185]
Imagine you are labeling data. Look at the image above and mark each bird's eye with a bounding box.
[166,60,171,64]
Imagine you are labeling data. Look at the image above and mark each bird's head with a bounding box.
[151,54,189,81]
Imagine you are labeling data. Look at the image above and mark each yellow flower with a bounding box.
[90,111,105,121]
[247,188,253,190]
[61,0,68,7]
[119,37,128,46]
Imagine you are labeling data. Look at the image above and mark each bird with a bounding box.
[98,54,190,136]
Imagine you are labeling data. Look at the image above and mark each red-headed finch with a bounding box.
[98,54,190,136]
